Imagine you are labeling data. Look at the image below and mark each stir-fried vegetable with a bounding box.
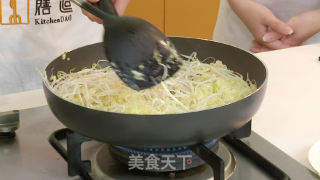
[43,52,256,114]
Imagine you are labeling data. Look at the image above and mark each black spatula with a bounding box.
[71,0,182,90]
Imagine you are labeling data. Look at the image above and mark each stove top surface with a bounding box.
[0,106,319,180]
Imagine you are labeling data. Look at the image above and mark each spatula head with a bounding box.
[103,17,182,90]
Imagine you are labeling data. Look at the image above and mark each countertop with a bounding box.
[1,44,320,173]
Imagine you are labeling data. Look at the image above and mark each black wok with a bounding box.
[43,37,267,148]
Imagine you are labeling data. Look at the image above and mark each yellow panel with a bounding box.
[165,0,220,40]
[124,0,164,32]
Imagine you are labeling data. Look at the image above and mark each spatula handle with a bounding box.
[71,0,107,19]
[71,0,118,19]
[99,0,119,16]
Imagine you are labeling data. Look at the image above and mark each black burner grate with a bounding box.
[48,120,291,180]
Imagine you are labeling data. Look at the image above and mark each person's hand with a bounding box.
[82,0,130,24]
[228,0,293,51]
[251,9,320,53]
[263,9,320,47]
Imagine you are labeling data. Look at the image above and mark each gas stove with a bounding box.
[0,106,319,180]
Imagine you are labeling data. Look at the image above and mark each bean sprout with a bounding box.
[42,53,257,114]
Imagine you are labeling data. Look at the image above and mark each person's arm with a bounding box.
[228,0,293,51]
[82,0,131,24]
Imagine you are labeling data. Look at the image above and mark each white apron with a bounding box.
[214,0,320,51]
[0,0,104,95]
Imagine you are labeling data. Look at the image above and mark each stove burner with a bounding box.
[92,142,236,180]
[48,123,291,180]
[114,140,217,156]
[109,140,219,172]
[0,110,19,139]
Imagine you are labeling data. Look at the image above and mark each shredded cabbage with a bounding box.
[44,52,257,114]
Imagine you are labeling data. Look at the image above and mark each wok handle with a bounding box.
[70,0,116,19]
